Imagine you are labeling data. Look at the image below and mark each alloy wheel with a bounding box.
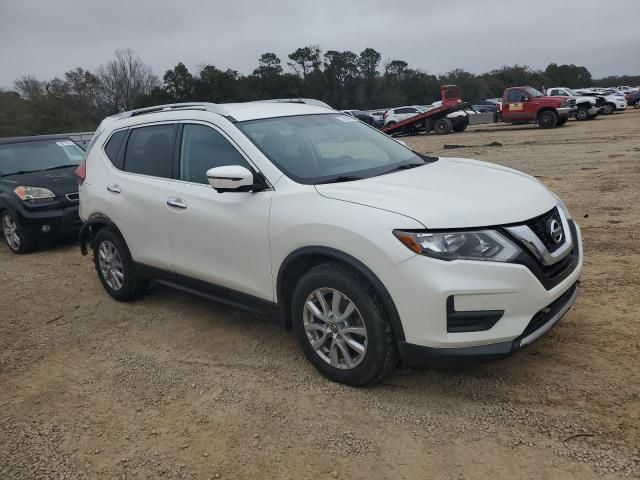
[303,287,368,370]
[98,240,125,291]
[2,214,20,251]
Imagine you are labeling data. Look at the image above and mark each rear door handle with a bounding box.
[107,184,121,194]
[167,197,187,209]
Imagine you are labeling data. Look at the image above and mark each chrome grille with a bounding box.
[525,207,563,253]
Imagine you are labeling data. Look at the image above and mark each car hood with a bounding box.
[0,166,79,197]
[315,157,557,229]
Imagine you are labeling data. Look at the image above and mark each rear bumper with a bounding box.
[399,282,579,367]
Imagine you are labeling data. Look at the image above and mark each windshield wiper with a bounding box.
[40,165,78,171]
[316,175,363,184]
[1,165,77,177]
[383,162,425,175]
[1,170,40,177]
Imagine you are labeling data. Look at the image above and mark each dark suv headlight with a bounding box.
[394,229,521,262]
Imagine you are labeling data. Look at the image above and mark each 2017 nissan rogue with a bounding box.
[77,102,582,386]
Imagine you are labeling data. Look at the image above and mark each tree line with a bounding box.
[1,47,637,137]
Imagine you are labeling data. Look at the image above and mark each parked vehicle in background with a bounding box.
[546,87,604,121]
[77,101,582,386]
[341,110,378,127]
[575,89,627,115]
[367,111,385,128]
[383,106,426,127]
[472,100,499,113]
[500,86,575,128]
[616,86,638,94]
[0,135,85,253]
[625,90,640,108]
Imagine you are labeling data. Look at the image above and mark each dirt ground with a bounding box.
[1,109,640,480]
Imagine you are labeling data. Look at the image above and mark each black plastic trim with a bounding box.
[446,296,504,333]
[277,246,406,342]
[134,263,278,316]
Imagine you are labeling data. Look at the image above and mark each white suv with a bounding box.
[77,102,582,386]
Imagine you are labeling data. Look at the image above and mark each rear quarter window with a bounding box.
[104,130,127,166]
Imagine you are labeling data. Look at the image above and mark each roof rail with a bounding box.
[116,102,232,119]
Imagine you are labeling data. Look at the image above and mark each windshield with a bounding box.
[524,87,544,97]
[237,114,431,184]
[0,139,84,177]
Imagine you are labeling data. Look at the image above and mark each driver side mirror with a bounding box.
[522,95,530,102]
[207,165,262,193]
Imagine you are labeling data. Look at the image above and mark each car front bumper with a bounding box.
[556,107,577,118]
[383,223,583,365]
[13,203,81,240]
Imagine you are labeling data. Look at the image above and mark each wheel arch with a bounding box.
[276,246,406,342]
[79,214,127,256]
[536,107,558,119]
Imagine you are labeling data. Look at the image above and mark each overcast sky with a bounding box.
[1,0,639,89]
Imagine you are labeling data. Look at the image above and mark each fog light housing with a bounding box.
[41,225,50,233]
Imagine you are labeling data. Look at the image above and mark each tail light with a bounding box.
[75,161,86,185]
[383,111,389,118]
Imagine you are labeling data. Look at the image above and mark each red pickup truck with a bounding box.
[499,86,576,128]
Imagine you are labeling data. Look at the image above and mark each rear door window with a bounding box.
[123,124,177,178]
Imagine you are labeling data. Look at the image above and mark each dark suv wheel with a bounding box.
[291,263,398,386]
[1,210,31,254]
[93,228,149,301]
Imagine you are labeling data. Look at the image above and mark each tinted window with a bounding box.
[395,108,410,114]
[0,140,84,177]
[179,124,250,184]
[507,90,525,102]
[104,130,127,165]
[124,124,176,178]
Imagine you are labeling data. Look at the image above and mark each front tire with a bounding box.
[557,117,568,126]
[93,228,149,301]
[1,211,31,254]
[538,110,558,129]
[635,99,640,109]
[291,263,398,386]
[575,107,589,121]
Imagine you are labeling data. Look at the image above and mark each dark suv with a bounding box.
[0,135,85,253]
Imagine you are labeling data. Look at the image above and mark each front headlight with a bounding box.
[394,229,521,262]
[14,186,56,204]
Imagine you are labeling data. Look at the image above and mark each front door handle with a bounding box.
[107,184,121,194]
[167,197,187,209]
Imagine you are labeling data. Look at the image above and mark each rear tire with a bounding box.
[291,263,398,386]
[433,118,453,135]
[603,103,615,115]
[538,110,558,129]
[452,120,468,132]
[93,228,149,301]
[1,210,32,254]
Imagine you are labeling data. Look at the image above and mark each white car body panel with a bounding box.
[315,157,556,229]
